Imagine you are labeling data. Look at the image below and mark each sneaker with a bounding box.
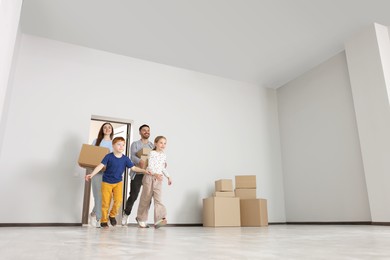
[90,212,97,227]
[109,216,117,226]
[154,218,167,229]
[136,217,150,228]
[96,219,101,228]
[101,222,109,229]
[90,217,97,227]
[121,214,129,226]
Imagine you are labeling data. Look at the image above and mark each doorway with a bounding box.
[82,115,133,226]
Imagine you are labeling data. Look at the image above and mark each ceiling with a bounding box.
[20,0,390,89]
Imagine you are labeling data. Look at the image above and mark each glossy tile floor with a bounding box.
[1,225,390,259]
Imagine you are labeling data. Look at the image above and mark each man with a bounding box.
[122,124,154,226]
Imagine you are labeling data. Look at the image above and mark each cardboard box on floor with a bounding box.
[235,175,256,189]
[78,144,109,170]
[240,198,268,227]
[213,191,235,197]
[235,188,256,199]
[215,179,233,192]
[203,197,241,227]
[136,147,152,158]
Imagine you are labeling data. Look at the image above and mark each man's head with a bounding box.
[139,124,150,140]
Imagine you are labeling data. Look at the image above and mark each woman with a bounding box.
[90,122,114,228]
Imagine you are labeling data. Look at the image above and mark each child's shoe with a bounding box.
[109,217,117,227]
[154,218,167,229]
[136,217,150,228]
[100,222,109,229]
[96,219,101,228]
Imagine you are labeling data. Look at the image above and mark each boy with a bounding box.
[85,137,150,228]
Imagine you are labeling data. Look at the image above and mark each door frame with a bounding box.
[81,115,133,225]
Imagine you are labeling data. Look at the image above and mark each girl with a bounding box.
[136,136,172,229]
[90,122,113,228]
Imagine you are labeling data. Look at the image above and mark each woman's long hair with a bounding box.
[95,122,114,146]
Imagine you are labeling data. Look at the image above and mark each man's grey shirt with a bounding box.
[129,139,154,180]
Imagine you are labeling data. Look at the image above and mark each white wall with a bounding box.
[0,0,22,153]
[277,52,371,222]
[0,34,285,223]
[345,23,390,222]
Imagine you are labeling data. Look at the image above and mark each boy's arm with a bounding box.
[85,163,105,181]
[130,166,150,175]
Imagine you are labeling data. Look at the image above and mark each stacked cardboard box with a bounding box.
[214,179,234,197]
[136,147,152,169]
[203,179,240,227]
[235,175,257,199]
[240,198,268,227]
[235,175,268,227]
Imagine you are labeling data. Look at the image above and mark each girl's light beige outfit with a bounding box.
[137,150,170,223]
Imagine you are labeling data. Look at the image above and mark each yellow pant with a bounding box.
[101,181,123,224]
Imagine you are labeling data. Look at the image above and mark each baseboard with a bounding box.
[286,221,372,225]
[371,222,390,226]
[1,221,388,227]
[0,223,82,227]
[125,223,203,227]
[166,223,203,227]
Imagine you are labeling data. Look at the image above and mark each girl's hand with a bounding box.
[85,174,92,182]
[168,177,172,186]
